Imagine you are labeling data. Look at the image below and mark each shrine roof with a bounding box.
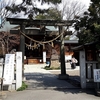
[71,41,99,51]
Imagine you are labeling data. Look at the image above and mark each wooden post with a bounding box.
[20,24,25,80]
[80,50,86,88]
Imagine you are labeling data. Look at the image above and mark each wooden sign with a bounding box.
[3,54,15,85]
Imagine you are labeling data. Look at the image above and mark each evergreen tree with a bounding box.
[75,0,100,48]
[35,8,62,20]
[6,0,61,19]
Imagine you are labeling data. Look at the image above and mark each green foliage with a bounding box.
[35,14,47,20]
[75,0,100,48]
[48,8,61,20]
[6,0,61,18]
[94,23,100,32]
[17,81,28,91]
[44,66,60,70]
[64,36,70,40]
[35,8,62,20]
[40,0,61,4]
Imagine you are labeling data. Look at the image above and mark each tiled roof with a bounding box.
[0,21,18,32]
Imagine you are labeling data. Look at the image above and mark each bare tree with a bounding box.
[0,0,16,28]
[0,31,20,55]
[59,0,87,20]
[56,0,88,38]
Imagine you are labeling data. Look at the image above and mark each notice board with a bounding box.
[94,69,100,82]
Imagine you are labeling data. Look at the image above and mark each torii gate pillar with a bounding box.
[20,24,25,80]
[58,26,69,79]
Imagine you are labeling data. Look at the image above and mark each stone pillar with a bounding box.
[58,26,69,79]
[16,52,22,90]
[20,24,25,80]
[80,50,86,88]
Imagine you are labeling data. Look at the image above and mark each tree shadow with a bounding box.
[24,72,97,96]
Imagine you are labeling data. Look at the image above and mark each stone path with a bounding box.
[2,64,100,100]
[24,64,78,90]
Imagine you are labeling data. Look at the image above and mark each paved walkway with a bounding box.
[1,64,100,100]
[24,64,78,90]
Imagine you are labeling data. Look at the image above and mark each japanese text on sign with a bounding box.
[94,69,100,82]
[3,54,15,85]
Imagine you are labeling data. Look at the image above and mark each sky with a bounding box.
[0,0,91,6]
[61,0,90,8]
[0,0,91,30]
[0,0,91,11]
[0,0,91,19]
[80,0,91,7]
[14,0,91,9]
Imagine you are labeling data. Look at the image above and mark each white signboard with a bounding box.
[16,52,22,89]
[43,51,46,63]
[94,69,100,82]
[0,65,3,78]
[0,58,3,77]
[65,55,72,61]
[0,58,4,84]
[3,54,15,85]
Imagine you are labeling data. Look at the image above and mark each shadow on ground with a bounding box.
[24,72,97,96]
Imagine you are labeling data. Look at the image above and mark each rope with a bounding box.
[20,30,64,44]
[25,43,38,48]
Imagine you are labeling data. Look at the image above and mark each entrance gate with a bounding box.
[7,18,74,79]
[72,42,100,89]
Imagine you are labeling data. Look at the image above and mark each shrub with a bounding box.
[17,81,28,91]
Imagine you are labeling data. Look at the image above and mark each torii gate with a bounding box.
[7,18,73,79]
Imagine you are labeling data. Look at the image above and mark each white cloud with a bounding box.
[15,0,22,5]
